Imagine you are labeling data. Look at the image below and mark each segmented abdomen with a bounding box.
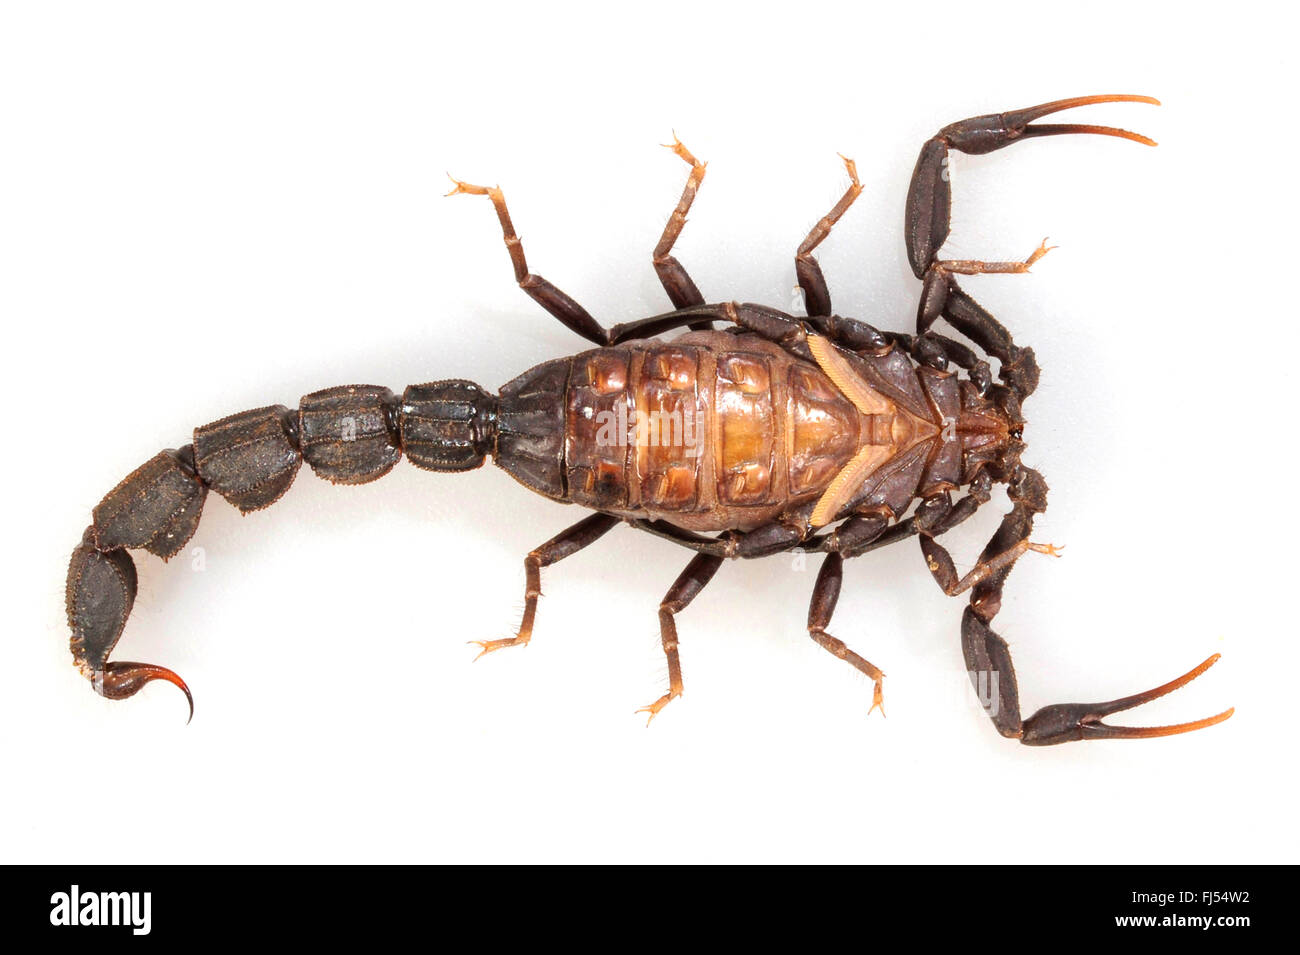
[494,331,868,532]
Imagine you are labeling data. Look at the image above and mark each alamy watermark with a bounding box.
[50,885,151,935]
[593,403,705,456]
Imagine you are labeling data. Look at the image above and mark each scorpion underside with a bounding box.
[66,94,1232,744]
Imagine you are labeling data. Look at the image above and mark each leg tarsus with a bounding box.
[636,690,677,726]
[807,553,886,716]
[653,132,710,316]
[639,553,723,725]
[445,174,611,345]
[471,513,619,659]
[936,237,1057,276]
[918,239,1055,354]
[469,635,529,660]
[797,153,864,318]
[921,533,1062,597]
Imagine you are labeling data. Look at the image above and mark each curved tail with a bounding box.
[65,380,498,718]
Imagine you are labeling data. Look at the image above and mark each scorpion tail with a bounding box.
[66,527,194,721]
[65,380,500,720]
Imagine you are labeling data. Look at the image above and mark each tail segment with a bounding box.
[65,380,498,717]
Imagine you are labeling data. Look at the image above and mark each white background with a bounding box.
[2,2,1293,863]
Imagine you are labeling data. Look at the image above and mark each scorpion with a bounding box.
[65,93,1233,745]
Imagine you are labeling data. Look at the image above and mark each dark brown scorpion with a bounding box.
[65,94,1233,745]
